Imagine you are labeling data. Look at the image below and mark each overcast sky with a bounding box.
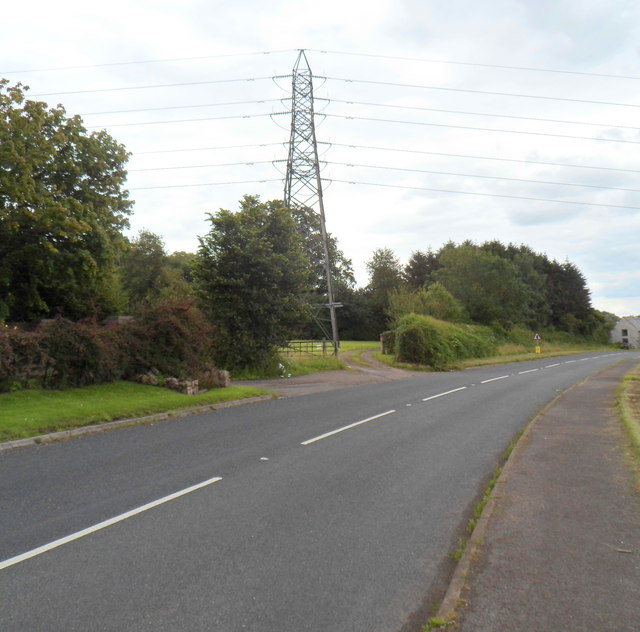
[3,0,640,316]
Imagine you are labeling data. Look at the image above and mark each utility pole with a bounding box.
[284,49,340,356]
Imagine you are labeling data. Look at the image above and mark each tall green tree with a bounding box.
[118,232,196,312]
[288,204,354,292]
[434,245,527,327]
[193,195,309,370]
[387,282,467,325]
[366,247,404,334]
[119,230,168,310]
[404,249,440,289]
[0,80,132,321]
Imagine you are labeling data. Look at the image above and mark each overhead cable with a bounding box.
[323,113,640,144]
[322,142,640,174]
[307,49,640,81]
[313,75,640,109]
[328,99,640,131]
[129,160,277,172]
[1,50,296,75]
[31,76,276,97]
[328,178,640,210]
[329,161,640,193]
[130,178,282,191]
[80,98,286,116]
[87,111,290,129]
[134,142,283,155]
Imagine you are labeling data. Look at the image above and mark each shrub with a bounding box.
[0,300,217,391]
[39,319,112,389]
[380,330,395,354]
[0,325,48,391]
[394,313,498,370]
[128,299,215,379]
[395,314,454,370]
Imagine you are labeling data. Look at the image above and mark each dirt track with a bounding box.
[233,350,419,397]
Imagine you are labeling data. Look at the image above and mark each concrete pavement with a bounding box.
[441,360,640,631]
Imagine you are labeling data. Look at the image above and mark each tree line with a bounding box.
[1,79,615,375]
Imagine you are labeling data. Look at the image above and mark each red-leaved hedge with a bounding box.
[0,300,216,391]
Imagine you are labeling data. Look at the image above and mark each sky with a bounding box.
[3,0,640,316]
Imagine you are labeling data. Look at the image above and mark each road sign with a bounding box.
[533,333,541,341]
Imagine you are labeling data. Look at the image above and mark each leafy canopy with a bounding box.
[194,196,309,371]
[0,80,132,321]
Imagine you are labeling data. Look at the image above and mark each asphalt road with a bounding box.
[1,351,638,631]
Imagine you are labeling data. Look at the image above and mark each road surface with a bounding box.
[1,351,637,631]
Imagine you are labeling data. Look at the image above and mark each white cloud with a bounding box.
[3,0,640,315]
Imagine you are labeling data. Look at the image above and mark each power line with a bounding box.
[134,142,284,155]
[328,98,640,131]
[129,178,282,191]
[315,75,640,109]
[329,178,640,211]
[80,95,637,133]
[80,98,286,116]
[129,160,277,172]
[323,142,640,174]
[131,141,637,174]
[86,111,290,129]
[323,113,640,145]
[128,157,639,194]
[308,49,640,82]
[1,50,297,75]
[330,161,640,193]
[30,76,277,97]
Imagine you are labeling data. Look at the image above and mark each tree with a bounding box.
[119,230,168,310]
[543,259,591,329]
[288,204,354,292]
[0,80,132,321]
[387,282,467,325]
[366,247,404,333]
[193,195,309,370]
[434,245,527,327]
[404,249,440,289]
[118,232,196,312]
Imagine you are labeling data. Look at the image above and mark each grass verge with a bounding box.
[0,381,271,442]
[426,430,524,631]
[339,340,380,352]
[617,363,640,465]
[375,343,615,372]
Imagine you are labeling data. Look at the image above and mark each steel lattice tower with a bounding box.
[284,50,340,355]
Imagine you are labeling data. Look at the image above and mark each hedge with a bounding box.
[394,313,497,370]
[0,300,216,392]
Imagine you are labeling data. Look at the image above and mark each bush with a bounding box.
[380,330,395,354]
[128,299,215,379]
[0,325,48,391]
[39,319,110,389]
[395,314,454,370]
[394,313,497,370]
[0,300,217,391]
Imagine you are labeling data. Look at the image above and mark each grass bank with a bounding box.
[0,381,271,442]
[234,340,380,380]
[375,340,615,371]
[617,363,640,464]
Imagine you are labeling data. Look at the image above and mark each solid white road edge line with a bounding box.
[480,375,510,384]
[0,476,223,572]
[301,410,396,446]
[422,387,468,402]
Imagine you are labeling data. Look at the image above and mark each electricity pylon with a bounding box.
[284,49,340,355]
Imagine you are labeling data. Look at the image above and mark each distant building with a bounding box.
[610,317,640,348]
